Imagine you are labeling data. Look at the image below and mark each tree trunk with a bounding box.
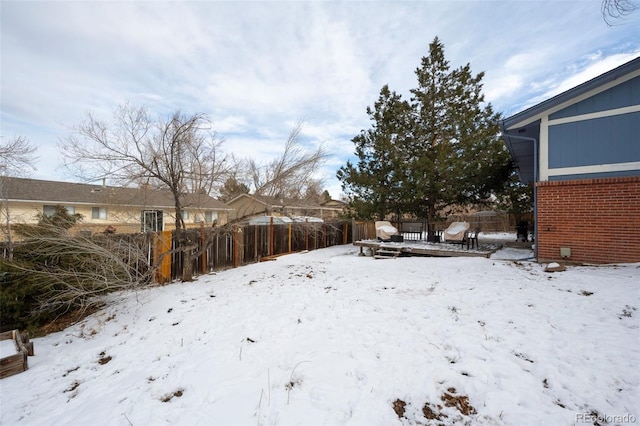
[176,229,195,282]
[425,203,439,242]
[181,248,194,282]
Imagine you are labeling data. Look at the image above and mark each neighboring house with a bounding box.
[226,193,346,223]
[0,177,232,238]
[500,57,640,264]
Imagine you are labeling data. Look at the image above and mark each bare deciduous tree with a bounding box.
[183,140,236,197]
[0,136,37,175]
[248,121,328,199]
[61,103,229,231]
[302,179,327,203]
[0,136,37,258]
[602,0,639,25]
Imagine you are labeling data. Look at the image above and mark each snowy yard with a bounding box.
[1,243,638,426]
[0,338,17,358]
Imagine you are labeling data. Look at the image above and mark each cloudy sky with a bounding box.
[1,0,639,198]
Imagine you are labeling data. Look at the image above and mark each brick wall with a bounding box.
[536,176,640,264]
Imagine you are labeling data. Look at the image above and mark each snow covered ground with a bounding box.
[0,338,17,358]
[1,243,638,426]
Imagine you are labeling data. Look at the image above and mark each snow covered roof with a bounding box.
[247,215,324,225]
[248,215,293,225]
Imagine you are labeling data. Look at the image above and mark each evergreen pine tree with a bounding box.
[338,37,512,228]
[219,177,250,202]
[337,85,411,219]
[408,37,511,232]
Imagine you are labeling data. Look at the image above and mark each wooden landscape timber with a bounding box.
[0,330,34,379]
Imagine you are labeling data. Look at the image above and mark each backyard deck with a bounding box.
[353,239,503,259]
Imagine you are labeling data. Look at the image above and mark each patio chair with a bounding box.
[375,221,400,242]
[443,222,470,246]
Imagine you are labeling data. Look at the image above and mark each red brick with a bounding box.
[535,176,640,264]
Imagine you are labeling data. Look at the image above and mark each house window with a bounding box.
[141,210,163,232]
[205,211,218,223]
[43,205,75,217]
[182,210,190,221]
[43,205,56,217]
[92,207,108,220]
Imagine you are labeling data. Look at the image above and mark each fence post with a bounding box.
[314,222,317,250]
[343,222,348,245]
[288,223,292,253]
[200,223,206,274]
[305,219,309,251]
[254,224,258,261]
[322,223,326,248]
[269,216,274,256]
[154,231,172,284]
[233,224,239,268]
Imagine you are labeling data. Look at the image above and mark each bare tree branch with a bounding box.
[61,103,230,231]
[249,121,328,198]
[0,136,37,177]
[1,136,37,258]
[602,0,639,25]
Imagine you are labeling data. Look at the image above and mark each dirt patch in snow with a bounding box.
[441,387,476,415]
[392,399,406,417]
[393,387,477,421]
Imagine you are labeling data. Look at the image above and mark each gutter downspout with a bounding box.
[499,130,539,261]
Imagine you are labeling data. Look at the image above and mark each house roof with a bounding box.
[1,177,232,210]
[499,56,640,183]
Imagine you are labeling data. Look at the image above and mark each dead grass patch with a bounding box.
[441,387,476,416]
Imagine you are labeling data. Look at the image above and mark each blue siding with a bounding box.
[550,76,640,120]
[548,111,640,168]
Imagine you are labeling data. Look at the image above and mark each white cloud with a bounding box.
[214,115,249,134]
[543,51,640,98]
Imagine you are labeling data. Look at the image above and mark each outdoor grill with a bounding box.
[516,221,529,242]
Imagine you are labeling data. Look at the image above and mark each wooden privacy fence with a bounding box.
[0,220,356,284]
[352,220,376,241]
[154,219,354,282]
